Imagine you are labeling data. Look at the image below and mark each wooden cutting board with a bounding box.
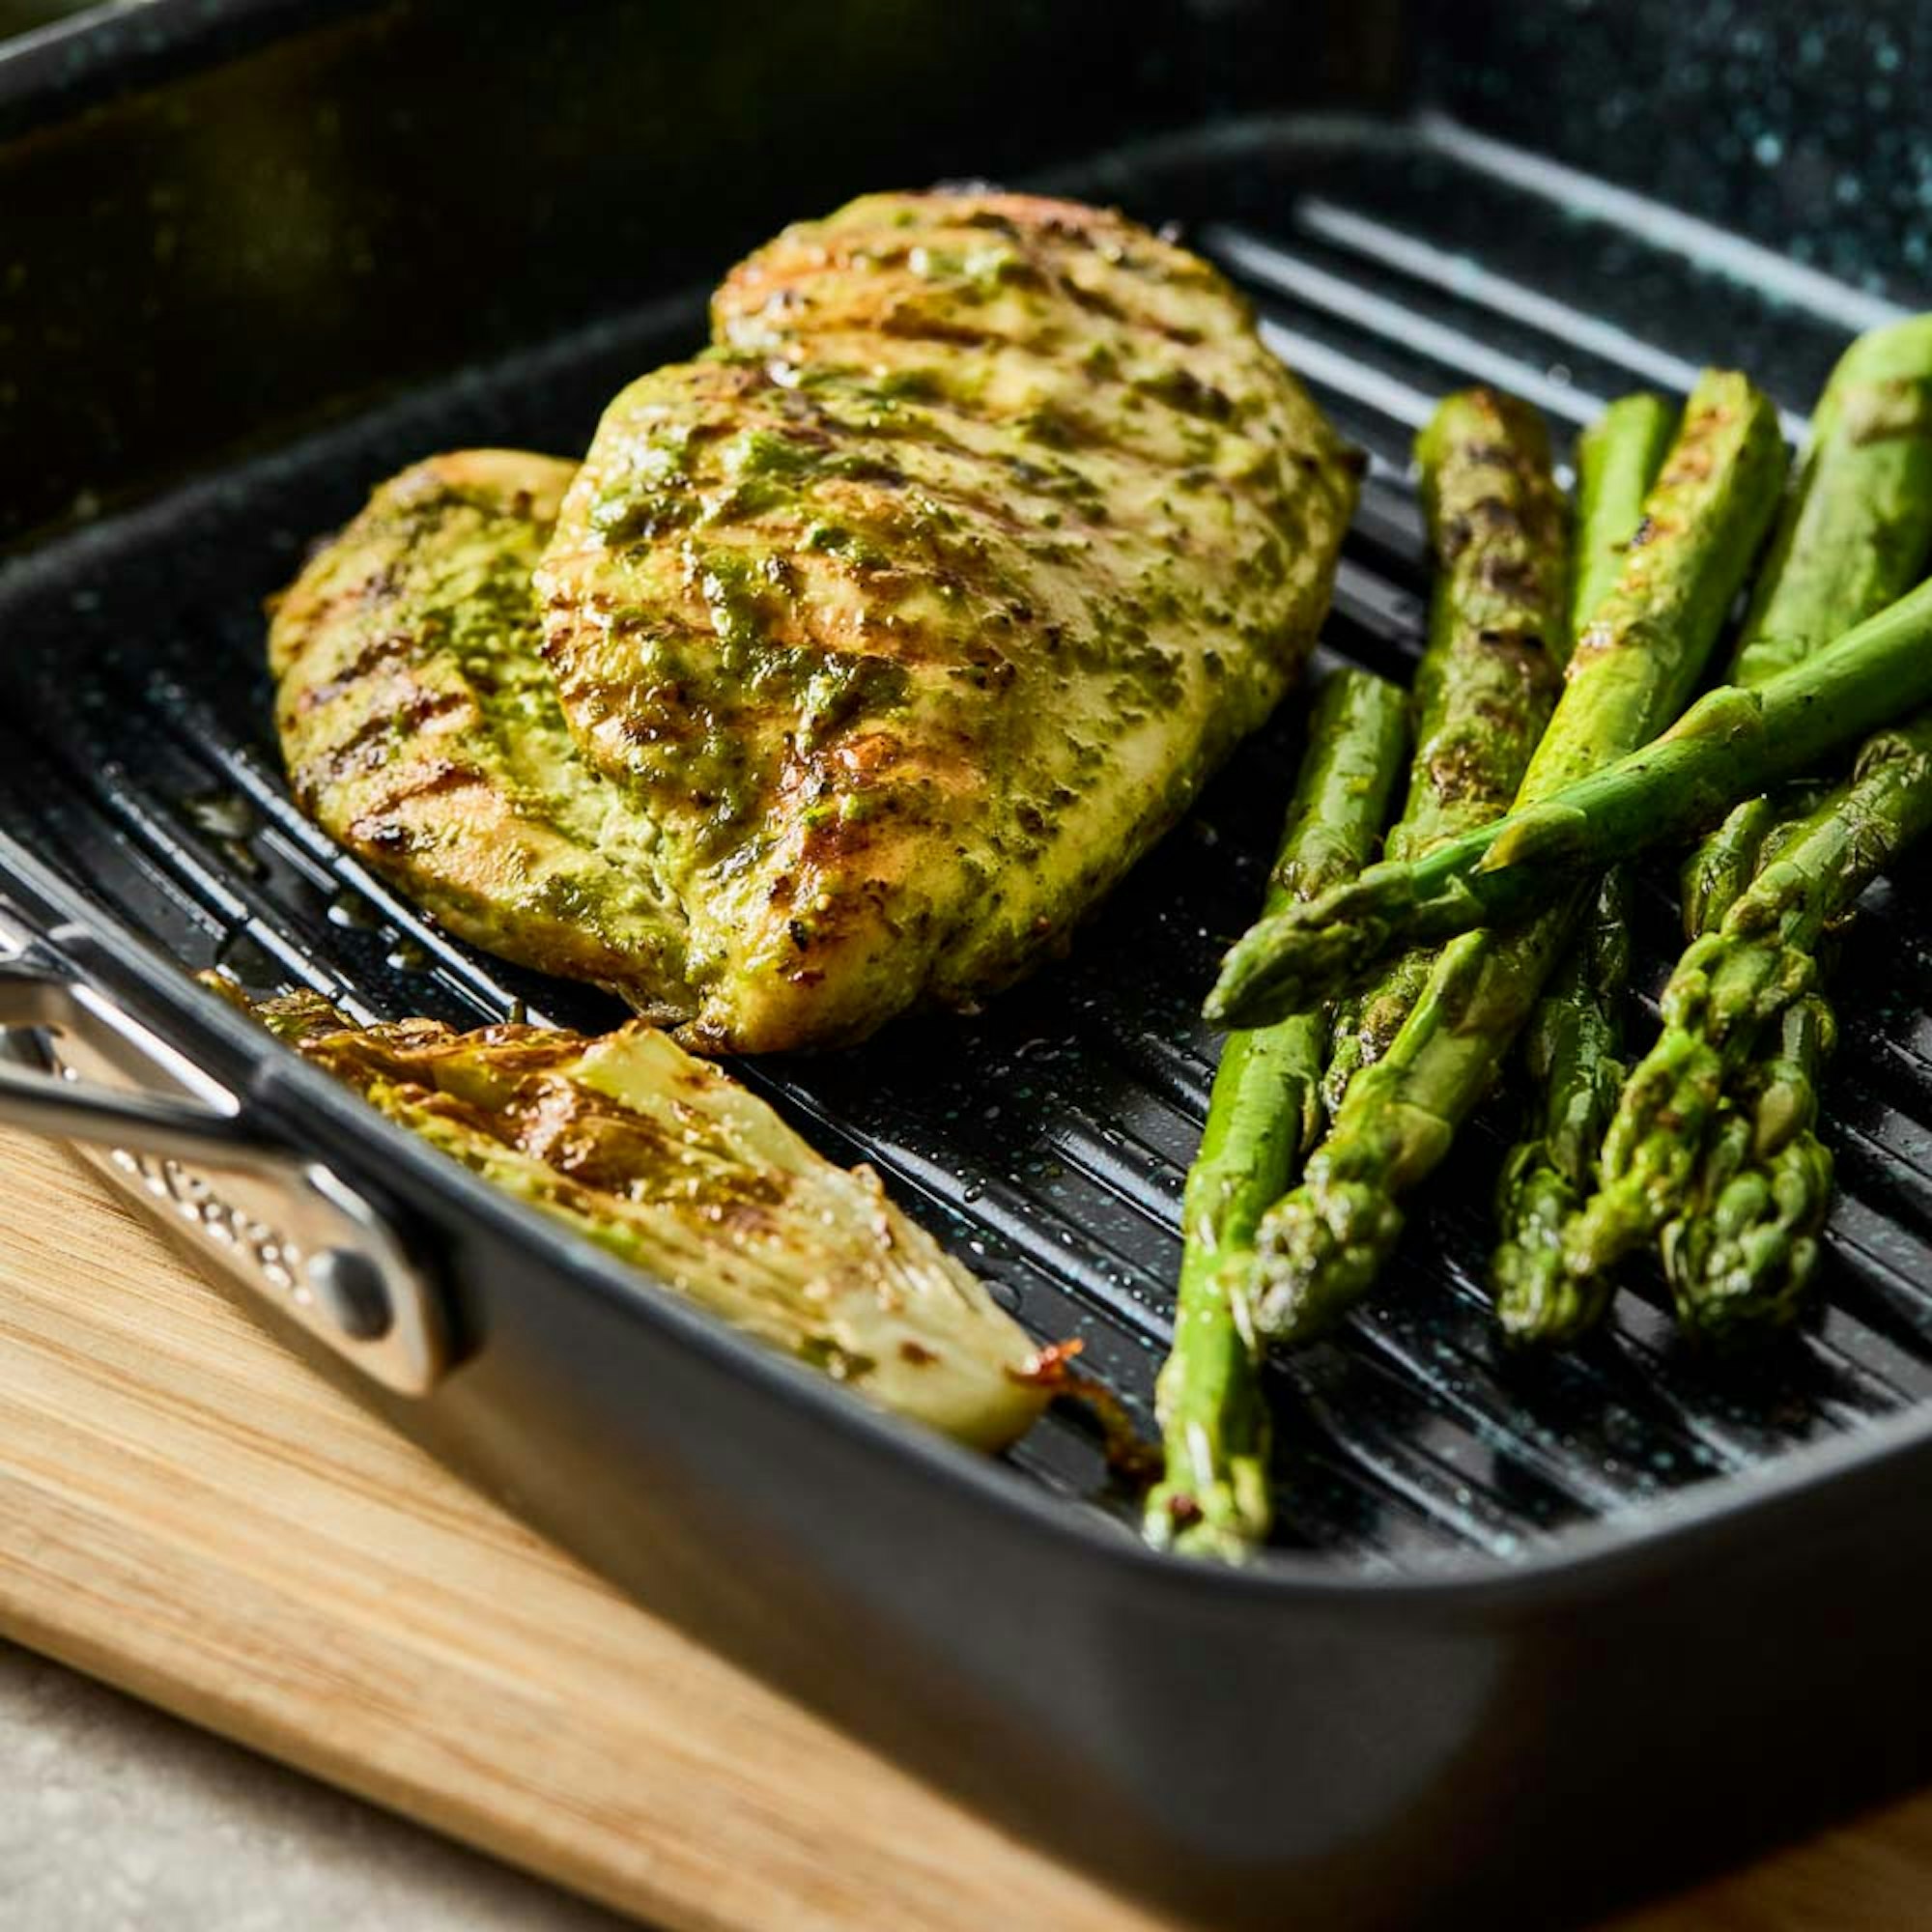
[0,1122,1924,1930]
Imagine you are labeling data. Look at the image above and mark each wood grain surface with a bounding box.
[0,1122,1921,1930]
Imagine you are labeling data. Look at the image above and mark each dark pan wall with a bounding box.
[1419,1,1932,308]
[0,0,1402,544]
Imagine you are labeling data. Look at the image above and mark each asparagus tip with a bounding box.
[1494,1252,1616,1347]
[1557,1188,1650,1286]
[1248,1180,1402,1345]
[1492,1165,1617,1345]
[1207,907,1373,1029]
[1662,1135,1832,1342]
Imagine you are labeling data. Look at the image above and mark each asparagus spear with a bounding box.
[1244,373,1786,1345]
[1495,795,1778,1338]
[1568,395,1680,639]
[1660,994,1836,1337]
[1490,865,1632,1335]
[1149,668,1406,1561]
[1730,315,1932,688]
[1205,570,1932,1030]
[1567,319,1932,1310]
[1680,796,1783,941]
[1492,395,1673,1337]
[1323,390,1567,1106]
[1210,372,1787,1030]
[1567,713,1932,1281]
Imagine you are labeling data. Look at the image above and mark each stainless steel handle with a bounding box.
[0,930,445,1395]
[0,1057,269,1165]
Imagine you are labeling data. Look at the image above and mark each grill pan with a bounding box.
[7,5,1932,1925]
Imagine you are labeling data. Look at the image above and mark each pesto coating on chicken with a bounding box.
[270,450,694,1018]
[272,191,1356,1052]
[537,188,1358,1051]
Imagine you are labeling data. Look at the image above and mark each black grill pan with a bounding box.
[7,6,1932,1926]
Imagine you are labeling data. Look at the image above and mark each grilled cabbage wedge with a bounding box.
[271,188,1358,1052]
[246,990,1048,1451]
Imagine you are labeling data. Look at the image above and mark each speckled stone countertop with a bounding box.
[0,1642,632,1930]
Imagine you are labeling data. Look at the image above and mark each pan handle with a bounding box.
[0,1055,269,1165]
[0,946,445,1396]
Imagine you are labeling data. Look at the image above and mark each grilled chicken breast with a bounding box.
[273,190,1357,1051]
[271,450,692,1015]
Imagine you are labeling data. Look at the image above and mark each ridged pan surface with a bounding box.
[7,118,1932,1574]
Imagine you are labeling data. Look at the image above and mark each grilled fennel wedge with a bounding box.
[247,991,1047,1451]
[272,189,1356,1053]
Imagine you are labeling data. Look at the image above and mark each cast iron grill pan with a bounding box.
[11,115,1932,1924]
[9,121,1929,1567]
[11,121,1932,1561]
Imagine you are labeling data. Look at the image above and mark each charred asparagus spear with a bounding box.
[1244,372,1786,1344]
[1149,669,1406,1560]
[1492,395,1673,1337]
[1730,316,1932,688]
[1490,876,1634,1339]
[1661,993,1836,1337]
[1498,794,1777,1338]
[1323,390,1568,1107]
[1567,318,1932,1309]
[1205,569,1932,1029]
[1568,395,1681,639]
[1567,714,1932,1288]
[1210,372,1787,1030]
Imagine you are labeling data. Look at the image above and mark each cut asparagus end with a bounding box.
[1816,312,1932,413]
